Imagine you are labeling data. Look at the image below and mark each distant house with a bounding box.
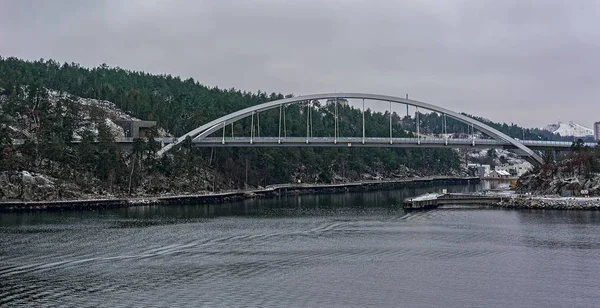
[488,170,511,179]
[495,163,531,177]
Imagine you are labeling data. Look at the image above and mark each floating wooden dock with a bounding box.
[404,193,503,210]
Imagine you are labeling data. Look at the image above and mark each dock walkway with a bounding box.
[404,193,503,210]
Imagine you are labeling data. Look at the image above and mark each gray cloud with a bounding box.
[1,0,599,127]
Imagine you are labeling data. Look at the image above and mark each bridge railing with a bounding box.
[9,137,596,148]
[196,137,505,144]
[194,137,587,147]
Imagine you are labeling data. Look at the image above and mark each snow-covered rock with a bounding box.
[104,118,126,137]
[543,121,593,137]
[3,88,173,139]
[0,171,83,201]
[518,172,600,197]
[47,90,140,122]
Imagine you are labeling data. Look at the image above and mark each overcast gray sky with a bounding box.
[1,0,599,127]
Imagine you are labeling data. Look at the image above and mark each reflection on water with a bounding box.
[478,179,517,190]
[2,182,600,308]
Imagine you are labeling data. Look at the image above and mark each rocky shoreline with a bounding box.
[0,176,479,212]
[495,195,600,210]
[8,174,598,212]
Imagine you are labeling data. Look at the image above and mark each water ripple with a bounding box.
[3,199,600,307]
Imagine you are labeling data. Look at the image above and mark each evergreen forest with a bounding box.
[0,56,564,195]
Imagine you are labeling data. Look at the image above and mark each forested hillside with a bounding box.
[0,56,468,200]
[0,57,558,140]
[1,56,571,201]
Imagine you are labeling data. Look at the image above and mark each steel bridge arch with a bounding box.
[156,93,543,164]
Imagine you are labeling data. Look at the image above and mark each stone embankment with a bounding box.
[404,190,600,211]
[496,196,600,210]
[510,169,600,210]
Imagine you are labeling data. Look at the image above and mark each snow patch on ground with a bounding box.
[21,170,54,186]
[409,193,440,201]
[105,118,125,137]
[468,149,490,159]
[467,148,529,165]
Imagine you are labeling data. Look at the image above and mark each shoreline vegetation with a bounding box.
[0,176,478,212]
[0,58,463,202]
[2,57,599,213]
[2,176,599,212]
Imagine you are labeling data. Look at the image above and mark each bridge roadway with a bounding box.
[11,137,596,151]
[168,137,596,151]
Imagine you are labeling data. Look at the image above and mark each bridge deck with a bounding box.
[189,137,594,150]
[11,137,595,150]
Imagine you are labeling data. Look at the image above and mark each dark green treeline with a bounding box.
[1,56,511,193]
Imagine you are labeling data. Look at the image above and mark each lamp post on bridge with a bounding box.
[362,98,365,144]
[278,104,282,144]
[389,101,393,144]
[416,107,420,145]
[250,111,254,144]
[334,98,338,144]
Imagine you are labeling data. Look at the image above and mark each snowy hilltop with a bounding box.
[542,121,593,137]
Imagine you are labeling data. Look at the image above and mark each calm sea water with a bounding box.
[2,183,600,307]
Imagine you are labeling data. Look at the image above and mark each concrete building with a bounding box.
[115,120,157,138]
[594,122,600,141]
[467,163,491,179]
[477,166,489,179]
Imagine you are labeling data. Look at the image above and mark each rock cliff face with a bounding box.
[0,171,84,202]
[518,173,600,197]
[0,169,218,202]
[0,166,466,203]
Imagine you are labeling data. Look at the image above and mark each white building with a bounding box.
[495,163,532,177]
[489,170,511,179]
[594,122,600,141]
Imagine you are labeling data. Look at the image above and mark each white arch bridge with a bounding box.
[155,93,595,165]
